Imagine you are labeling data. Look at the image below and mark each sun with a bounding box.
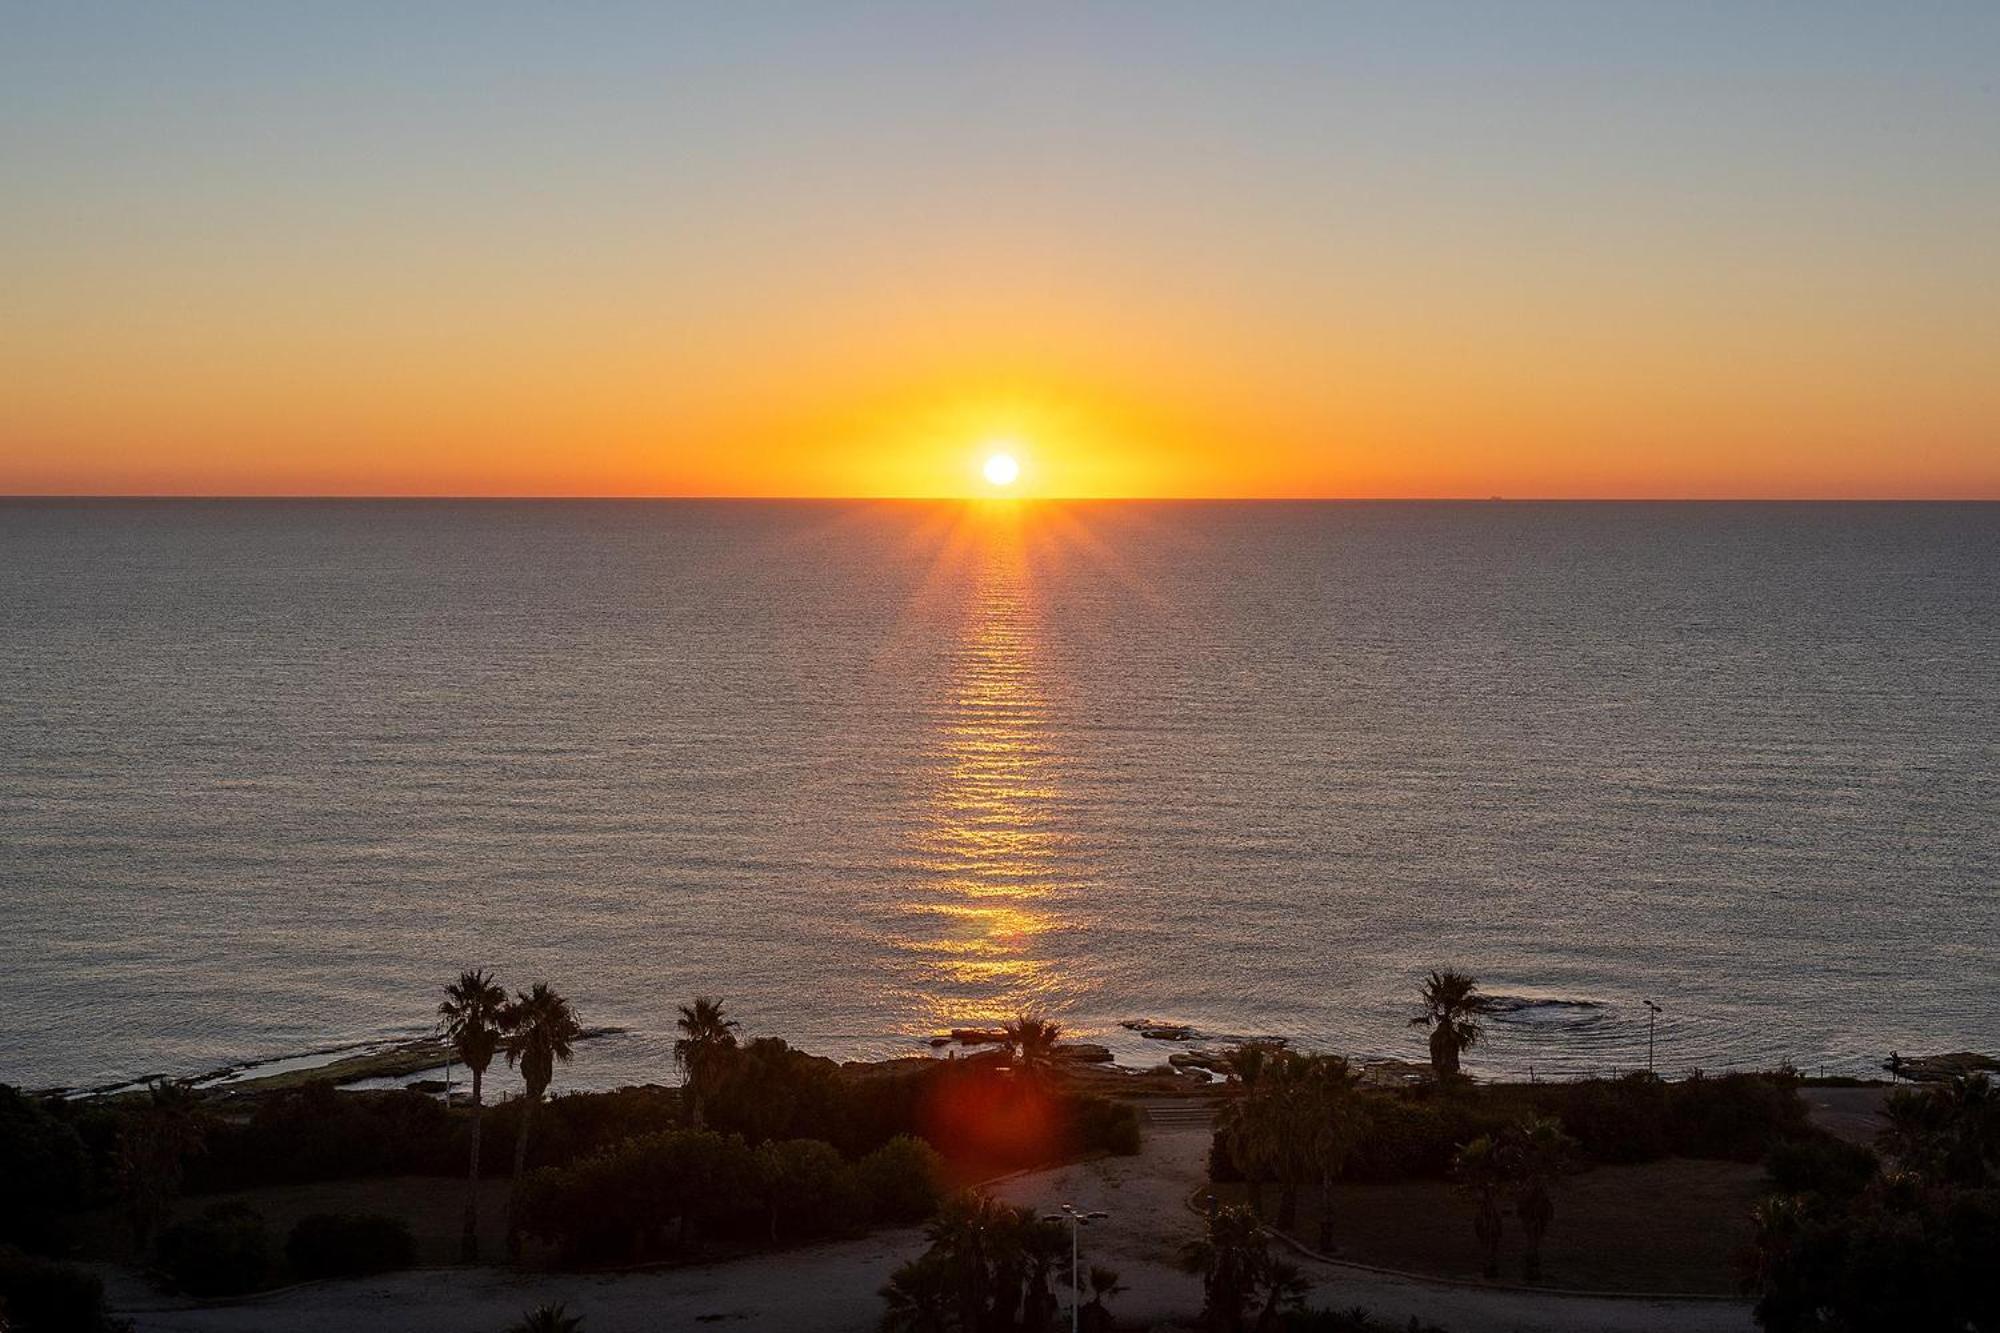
[981,451,1022,488]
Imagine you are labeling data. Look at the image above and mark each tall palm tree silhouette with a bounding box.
[674,995,740,1129]
[501,982,581,1259]
[1412,970,1493,1077]
[438,967,507,1261]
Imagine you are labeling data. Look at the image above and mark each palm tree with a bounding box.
[1299,1055,1362,1252]
[1080,1266,1125,1333]
[1003,1014,1063,1083]
[1505,1114,1575,1281]
[880,1250,955,1332]
[1218,1084,1279,1219]
[1410,970,1493,1078]
[674,995,740,1129]
[1881,1073,1998,1187]
[1251,1259,1310,1332]
[439,967,507,1262]
[506,1302,583,1333]
[1451,1135,1507,1278]
[116,1079,206,1250]
[1179,1205,1269,1332]
[502,982,582,1259]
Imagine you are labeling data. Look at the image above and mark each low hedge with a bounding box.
[157,1202,272,1297]
[285,1212,417,1279]
[0,1247,117,1333]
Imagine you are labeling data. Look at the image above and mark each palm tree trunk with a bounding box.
[1247,1176,1265,1217]
[1316,1171,1334,1252]
[461,1068,484,1262]
[1276,1182,1298,1230]
[507,1091,538,1262]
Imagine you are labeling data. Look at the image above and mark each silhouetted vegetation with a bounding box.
[501,981,583,1258]
[674,995,740,1129]
[517,1128,942,1265]
[1441,1115,1580,1281]
[157,1201,272,1297]
[1217,1050,1363,1248]
[284,1212,418,1279]
[0,1086,89,1253]
[1179,1205,1310,1331]
[1410,971,1492,1079]
[1750,1074,2000,1331]
[507,1302,584,1333]
[1763,1135,1878,1202]
[439,967,508,1261]
[878,1192,1082,1332]
[1217,1068,1810,1193]
[116,1079,206,1251]
[0,1246,119,1333]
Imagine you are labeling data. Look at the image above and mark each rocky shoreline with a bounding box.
[47,1020,1995,1105]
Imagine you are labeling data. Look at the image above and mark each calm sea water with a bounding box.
[2,500,1995,1093]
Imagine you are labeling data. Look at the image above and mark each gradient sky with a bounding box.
[4,2,1997,497]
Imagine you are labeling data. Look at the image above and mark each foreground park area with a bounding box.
[3,977,1995,1332]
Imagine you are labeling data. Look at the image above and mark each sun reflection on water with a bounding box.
[897,509,1071,1030]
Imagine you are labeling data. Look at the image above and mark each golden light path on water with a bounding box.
[901,506,1069,1032]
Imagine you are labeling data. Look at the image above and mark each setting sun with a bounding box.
[981,451,1022,488]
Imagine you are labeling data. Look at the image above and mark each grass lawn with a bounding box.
[1218,1157,1762,1295]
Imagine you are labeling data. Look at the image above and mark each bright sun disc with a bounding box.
[982,452,1021,487]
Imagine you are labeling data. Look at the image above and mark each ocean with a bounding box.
[1,499,1995,1094]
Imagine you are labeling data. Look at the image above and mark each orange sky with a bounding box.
[4,8,1997,499]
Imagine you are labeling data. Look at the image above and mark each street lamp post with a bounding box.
[1043,1204,1109,1333]
[1644,1000,1663,1074]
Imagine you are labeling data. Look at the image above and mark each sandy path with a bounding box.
[125,1102,1753,1333]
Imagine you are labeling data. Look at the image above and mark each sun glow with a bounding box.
[981,450,1022,488]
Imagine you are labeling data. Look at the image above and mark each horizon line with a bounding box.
[3,493,1998,504]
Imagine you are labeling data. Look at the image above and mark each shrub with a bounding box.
[1664,1071,1808,1161]
[1339,1094,1510,1183]
[516,1128,762,1264]
[191,1085,459,1191]
[157,1201,272,1296]
[754,1138,861,1242]
[284,1212,417,1278]
[1752,1179,2000,1331]
[1070,1094,1143,1157]
[1766,1135,1878,1201]
[0,1246,116,1332]
[856,1135,943,1223]
[0,1086,91,1251]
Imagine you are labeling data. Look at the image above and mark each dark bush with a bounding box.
[1765,1135,1879,1201]
[1070,1094,1143,1158]
[516,1128,763,1264]
[0,1246,116,1332]
[157,1202,272,1296]
[191,1085,459,1191]
[1753,1180,2000,1331]
[1662,1071,1809,1161]
[0,1086,91,1252]
[485,1084,682,1172]
[1338,1093,1510,1183]
[284,1212,417,1279]
[856,1135,944,1224]
[513,1126,936,1266]
[1259,1070,1811,1187]
[754,1138,861,1242]
[1532,1075,1672,1163]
